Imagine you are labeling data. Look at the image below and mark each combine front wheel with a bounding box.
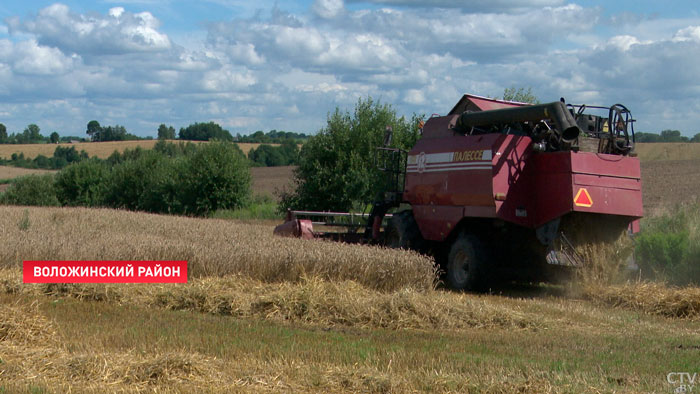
[385,210,424,251]
[446,232,487,291]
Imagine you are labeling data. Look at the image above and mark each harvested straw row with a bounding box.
[582,282,700,319]
[0,269,543,331]
[0,301,226,390]
[0,206,437,292]
[0,300,557,393]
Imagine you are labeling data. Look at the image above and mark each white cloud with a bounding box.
[673,26,700,42]
[109,7,125,18]
[605,35,641,51]
[0,39,77,76]
[202,66,257,91]
[345,0,564,13]
[312,0,344,19]
[8,3,171,55]
[403,89,425,105]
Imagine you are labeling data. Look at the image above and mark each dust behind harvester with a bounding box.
[274,94,643,290]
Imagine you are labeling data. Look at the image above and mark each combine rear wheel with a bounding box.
[446,232,488,291]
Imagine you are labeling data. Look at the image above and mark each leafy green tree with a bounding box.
[178,141,251,215]
[248,144,284,166]
[635,132,662,142]
[157,124,176,140]
[692,133,700,143]
[53,146,86,166]
[248,141,299,167]
[153,139,198,158]
[33,155,50,168]
[502,86,540,104]
[0,123,7,143]
[280,97,421,212]
[50,131,60,144]
[178,122,233,141]
[279,139,300,164]
[0,174,59,206]
[237,129,309,143]
[105,150,180,213]
[660,129,688,142]
[249,130,269,142]
[98,125,128,141]
[54,160,110,207]
[16,124,43,143]
[86,120,102,141]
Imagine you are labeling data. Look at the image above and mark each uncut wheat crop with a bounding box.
[0,206,437,292]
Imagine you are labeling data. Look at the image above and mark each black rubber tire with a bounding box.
[385,210,424,251]
[446,232,488,291]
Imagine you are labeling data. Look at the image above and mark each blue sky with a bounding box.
[1,0,700,137]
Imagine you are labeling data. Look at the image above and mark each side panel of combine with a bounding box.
[491,135,535,228]
[404,132,500,241]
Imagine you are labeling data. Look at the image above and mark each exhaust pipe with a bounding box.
[455,101,581,145]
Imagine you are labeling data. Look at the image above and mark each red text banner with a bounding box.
[23,260,188,283]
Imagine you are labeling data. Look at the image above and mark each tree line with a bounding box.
[635,129,700,143]
[0,140,297,171]
[0,123,70,144]
[0,120,308,145]
[0,141,250,216]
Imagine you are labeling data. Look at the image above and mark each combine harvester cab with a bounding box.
[275,94,643,290]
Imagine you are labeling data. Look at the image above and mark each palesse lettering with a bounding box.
[453,150,484,162]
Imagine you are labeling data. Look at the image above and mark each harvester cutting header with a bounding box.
[275,94,643,290]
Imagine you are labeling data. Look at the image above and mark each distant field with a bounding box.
[0,140,268,159]
[0,165,55,180]
[250,165,295,199]
[635,142,700,161]
[0,166,55,193]
[1,140,696,162]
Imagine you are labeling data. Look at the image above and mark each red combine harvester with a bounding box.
[275,94,643,290]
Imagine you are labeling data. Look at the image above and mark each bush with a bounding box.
[212,194,279,220]
[179,122,233,141]
[105,151,181,213]
[635,203,700,285]
[248,140,299,167]
[179,141,251,215]
[53,146,86,165]
[0,174,59,206]
[0,146,88,170]
[152,139,198,158]
[1,142,252,217]
[280,97,421,212]
[54,159,109,207]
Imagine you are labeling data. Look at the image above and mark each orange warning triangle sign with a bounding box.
[574,188,593,207]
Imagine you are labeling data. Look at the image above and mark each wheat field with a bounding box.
[0,206,436,292]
